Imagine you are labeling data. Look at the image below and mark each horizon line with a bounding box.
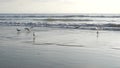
[0,13,120,14]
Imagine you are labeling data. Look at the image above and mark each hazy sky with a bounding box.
[0,0,120,13]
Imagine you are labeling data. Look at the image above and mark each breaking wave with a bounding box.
[1,14,120,31]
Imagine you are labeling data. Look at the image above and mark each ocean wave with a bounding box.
[1,14,120,31]
[0,14,120,18]
[1,22,120,31]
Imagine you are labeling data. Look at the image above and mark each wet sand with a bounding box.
[0,26,120,68]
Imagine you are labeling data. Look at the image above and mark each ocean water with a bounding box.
[1,14,120,68]
[1,14,120,30]
[1,14,120,24]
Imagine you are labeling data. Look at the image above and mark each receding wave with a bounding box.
[33,19,93,22]
[1,21,120,31]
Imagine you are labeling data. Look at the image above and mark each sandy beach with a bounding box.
[0,26,120,68]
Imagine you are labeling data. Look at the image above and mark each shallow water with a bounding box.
[1,26,120,68]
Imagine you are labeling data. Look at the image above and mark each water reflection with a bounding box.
[17,31,21,35]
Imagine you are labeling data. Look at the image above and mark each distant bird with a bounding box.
[97,30,99,34]
[33,32,35,38]
[16,28,21,32]
[96,27,98,30]
[24,28,30,32]
[96,27,99,38]
[33,32,36,43]
[96,27,99,34]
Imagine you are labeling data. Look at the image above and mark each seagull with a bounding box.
[16,28,21,32]
[33,32,36,43]
[24,28,30,32]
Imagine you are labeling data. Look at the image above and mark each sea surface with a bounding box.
[1,14,120,68]
[1,14,120,24]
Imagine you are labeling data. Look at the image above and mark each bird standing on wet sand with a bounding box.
[33,32,36,43]
[96,27,99,38]
[16,28,21,32]
[24,28,30,32]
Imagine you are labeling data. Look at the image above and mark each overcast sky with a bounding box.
[0,0,120,13]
